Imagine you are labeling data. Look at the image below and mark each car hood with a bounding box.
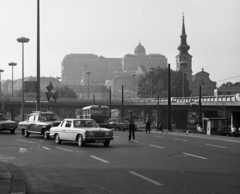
[50,127,111,132]
[87,127,111,132]
[0,120,17,124]
[45,121,61,125]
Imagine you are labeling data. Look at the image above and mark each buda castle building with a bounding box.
[61,43,168,93]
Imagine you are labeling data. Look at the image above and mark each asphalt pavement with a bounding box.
[0,159,27,194]
[0,128,239,194]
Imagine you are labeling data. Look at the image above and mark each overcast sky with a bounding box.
[0,0,239,87]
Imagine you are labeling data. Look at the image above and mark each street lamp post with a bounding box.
[0,69,4,96]
[86,71,91,100]
[17,36,30,121]
[148,69,154,98]
[8,62,17,98]
[131,73,136,98]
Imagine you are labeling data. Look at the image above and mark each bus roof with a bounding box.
[82,105,109,110]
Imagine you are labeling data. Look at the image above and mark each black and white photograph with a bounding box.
[0,0,240,193]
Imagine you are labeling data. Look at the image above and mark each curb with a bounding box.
[0,159,27,194]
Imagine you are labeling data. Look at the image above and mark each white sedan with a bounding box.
[49,119,113,147]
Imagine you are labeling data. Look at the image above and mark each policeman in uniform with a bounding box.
[124,111,136,140]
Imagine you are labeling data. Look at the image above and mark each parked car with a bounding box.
[49,118,113,147]
[108,118,119,130]
[118,119,137,131]
[18,111,61,139]
[0,112,18,134]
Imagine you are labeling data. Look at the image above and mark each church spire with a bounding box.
[181,13,186,36]
[177,14,190,55]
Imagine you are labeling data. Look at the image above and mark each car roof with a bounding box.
[29,111,57,115]
[63,118,93,121]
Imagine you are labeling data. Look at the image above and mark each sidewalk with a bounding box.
[0,159,27,194]
[155,128,240,142]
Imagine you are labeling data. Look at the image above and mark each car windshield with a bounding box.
[0,114,8,121]
[41,114,59,121]
[74,120,99,128]
[109,118,117,122]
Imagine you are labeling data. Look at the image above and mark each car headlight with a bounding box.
[106,131,113,137]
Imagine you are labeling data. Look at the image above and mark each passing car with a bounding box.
[108,118,119,130]
[18,111,61,139]
[49,118,113,147]
[0,113,18,134]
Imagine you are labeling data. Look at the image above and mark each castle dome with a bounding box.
[134,43,146,56]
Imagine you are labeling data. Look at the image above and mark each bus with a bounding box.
[77,105,110,128]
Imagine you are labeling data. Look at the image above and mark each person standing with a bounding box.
[124,111,136,140]
[145,114,151,133]
[231,125,236,137]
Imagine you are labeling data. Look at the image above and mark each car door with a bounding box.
[70,120,84,141]
[55,121,65,139]
[28,115,38,132]
[62,120,73,140]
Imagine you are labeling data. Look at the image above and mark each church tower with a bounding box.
[176,15,193,85]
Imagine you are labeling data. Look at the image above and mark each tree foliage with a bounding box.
[54,85,77,98]
[137,67,191,98]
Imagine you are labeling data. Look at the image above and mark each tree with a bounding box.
[54,86,77,98]
[52,86,78,119]
[137,67,191,98]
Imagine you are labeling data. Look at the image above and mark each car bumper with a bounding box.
[84,137,113,142]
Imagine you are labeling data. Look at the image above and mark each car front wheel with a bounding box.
[43,130,49,139]
[103,140,110,147]
[77,135,84,147]
[55,134,61,144]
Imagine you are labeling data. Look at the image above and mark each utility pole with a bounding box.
[121,85,124,119]
[167,64,171,131]
[109,89,111,118]
[199,85,202,127]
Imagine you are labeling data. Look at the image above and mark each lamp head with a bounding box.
[17,37,30,43]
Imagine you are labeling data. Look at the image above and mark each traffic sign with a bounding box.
[23,81,37,92]
[46,82,53,92]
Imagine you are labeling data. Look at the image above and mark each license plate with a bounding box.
[95,140,105,143]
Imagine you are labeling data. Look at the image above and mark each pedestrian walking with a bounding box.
[124,111,136,140]
[197,124,202,134]
[186,126,191,133]
[157,117,163,131]
[145,114,151,133]
[231,125,236,137]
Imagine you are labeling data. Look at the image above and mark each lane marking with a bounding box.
[132,140,138,142]
[113,136,121,138]
[42,146,50,150]
[129,171,163,186]
[0,155,15,160]
[205,144,226,149]
[174,138,188,142]
[149,144,164,149]
[183,152,207,160]
[17,139,36,144]
[90,155,109,163]
[56,147,73,152]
